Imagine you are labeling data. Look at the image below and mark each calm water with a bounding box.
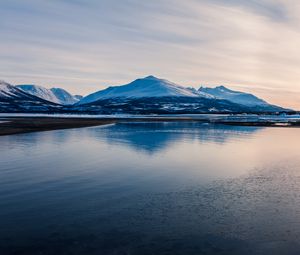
[1,122,300,255]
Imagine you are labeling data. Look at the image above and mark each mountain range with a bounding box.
[17,85,82,105]
[0,76,289,114]
[0,81,60,113]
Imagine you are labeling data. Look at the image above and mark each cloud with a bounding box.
[0,0,300,109]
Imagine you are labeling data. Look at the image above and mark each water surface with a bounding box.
[1,122,300,254]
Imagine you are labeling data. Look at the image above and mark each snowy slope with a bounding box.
[0,81,45,101]
[50,88,80,105]
[199,85,267,106]
[17,85,80,105]
[0,81,23,98]
[17,85,59,103]
[79,76,213,105]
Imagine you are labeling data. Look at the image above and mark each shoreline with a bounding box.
[0,117,116,136]
[1,115,300,136]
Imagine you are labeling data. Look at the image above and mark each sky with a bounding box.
[1,0,300,109]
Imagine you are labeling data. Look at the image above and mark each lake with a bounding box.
[1,122,300,255]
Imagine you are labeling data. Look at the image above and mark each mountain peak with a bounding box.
[216,85,229,90]
[144,75,160,80]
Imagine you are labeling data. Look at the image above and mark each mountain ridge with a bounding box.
[17,85,81,105]
[0,77,290,113]
[199,85,267,106]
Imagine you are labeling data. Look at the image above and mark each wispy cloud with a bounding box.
[1,0,300,108]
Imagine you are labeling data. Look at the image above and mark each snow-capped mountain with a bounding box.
[199,85,267,106]
[17,85,81,105]
[0,81,60,112]
[78,76,213,105]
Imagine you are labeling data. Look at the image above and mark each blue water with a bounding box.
[1,122,300,255]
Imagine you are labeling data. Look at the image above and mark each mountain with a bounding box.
[17,85,81,105]
[199,85,267,106]
[0,81,60,112]
[78,76,212,105]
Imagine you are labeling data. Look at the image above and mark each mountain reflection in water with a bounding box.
[87,122,262,153]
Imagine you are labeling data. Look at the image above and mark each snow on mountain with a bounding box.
[0,81,43,101]
[0,80,22,98]
[78,76,213,105]
[17,85,59,103]
[0,81,60,112]
[17,85,81,105]
[199,85,267,106]
[50,88,80,105]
